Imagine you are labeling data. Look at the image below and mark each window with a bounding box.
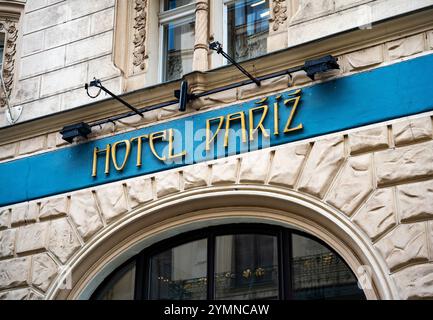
[0,33,4,68]
[224,0,270,62]
[92,224,366,300]
[159,0,196,82]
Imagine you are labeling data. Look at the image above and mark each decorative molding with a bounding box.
[1,8,433,144]
[270,0,288,31]
[132,0,148,73]
[0,19,18,108]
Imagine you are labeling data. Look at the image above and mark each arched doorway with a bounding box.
[47,186,396,300]
[92,223,366,300]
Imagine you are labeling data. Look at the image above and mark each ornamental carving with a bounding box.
[0,19,18,108]
[270,0,288,31]
[132,0,148,73]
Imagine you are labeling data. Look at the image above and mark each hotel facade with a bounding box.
[1,0,433,300]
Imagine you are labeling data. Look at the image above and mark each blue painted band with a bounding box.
[1,53,433,207]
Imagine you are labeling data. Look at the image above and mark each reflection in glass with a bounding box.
[291,234,365,300]
[94,261,136,300]
[227,0,269,62]
[215,234,278,300]
[149,239,207,300]
[163,18,195,81]
[164,0,194,11]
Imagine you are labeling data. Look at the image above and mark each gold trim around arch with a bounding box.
[46,185,398,300]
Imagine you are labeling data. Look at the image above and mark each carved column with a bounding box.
[268,0,290,52]
[132,0,148,74]
[0,0,24,109]
[192,0,209,72]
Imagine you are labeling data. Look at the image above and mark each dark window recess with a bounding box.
[92,224,366,300]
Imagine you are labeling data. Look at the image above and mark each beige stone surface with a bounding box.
[326,154,373,215]
[375,223,428,271]
[10,202,39,225]
[0,208,10,229]
[48,218,81,264]
[268,143,309,188]
[95,184,128,224]
[126,178,153,209]
[0,257,30,290]
[183,164,209,190]
[20,46,65,79]
[0,288,30,300]
[346,45,383,70]
[190,89,237,110]
[393,264,433,299]
[386,34,425,60]
[397,180,433,222]
[39,196,67,219]
[44,15,91,49]
[41,62,88,97]
[27,290,44,300]
[91,7,115,35]
[66,31,113,65]
[348,126,388,154]
[31,253,58,292]
[238,75,290,100]
[393,117,432,146]
[375,141,433,186]
[69,191,103,241]
[353,189,396,240]
[291,0,334,22]
[211,158,238,185]
[18,136,46,155]
[156,171,180,197]
[0,143,16,160]
[298,136,345,198]
[0,229,16,258]
[16,222,49,254]
[239,151,271,183]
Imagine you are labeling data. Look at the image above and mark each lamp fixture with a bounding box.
[85,78,144,117]
[59,122,92,143]
[60,51,339,143]
[209,41,261,86]
[303,55,340,80]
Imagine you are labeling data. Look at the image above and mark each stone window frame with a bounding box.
[157,0,197,83]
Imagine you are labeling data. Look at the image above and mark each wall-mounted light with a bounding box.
[174,80,195,112]
[303,55,340,80]
[60,122,92,143]
[85,78,144,117]
[209,41,261,86]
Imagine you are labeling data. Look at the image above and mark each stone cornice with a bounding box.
[0,0,25,19]
[0,8,433,145]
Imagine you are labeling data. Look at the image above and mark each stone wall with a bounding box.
[1,112,433,299]
[1,0,120,126]
[1,0,433,126]
[1,28,432,162]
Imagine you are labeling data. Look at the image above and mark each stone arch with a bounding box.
[46,184,398,300]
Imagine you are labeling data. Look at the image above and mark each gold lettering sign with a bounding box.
[111,140,131,171]
[91,90,303,177]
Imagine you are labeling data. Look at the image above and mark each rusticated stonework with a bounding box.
[270,0,288,31]
[0,114,433,299]
[0,19,18,108]
[132,0,148,72]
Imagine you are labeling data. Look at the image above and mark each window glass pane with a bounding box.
[227,0,269,62]
[215,234,279,300]
[291,234,366,300]
[0,33,4,68]
[164,0,194,11]
[149,238,207,300]
[94,261,136,300]
[163,18,195,81]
